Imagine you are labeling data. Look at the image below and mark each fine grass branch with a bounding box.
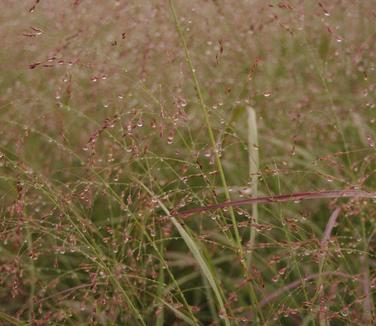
[176,189,376,217]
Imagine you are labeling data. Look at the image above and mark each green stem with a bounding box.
[168,0,241,255]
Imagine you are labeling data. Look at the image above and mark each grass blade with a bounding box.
[246,106,259,267]
[138,181,230,326]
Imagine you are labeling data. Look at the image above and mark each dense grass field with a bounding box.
[0,0,375,325]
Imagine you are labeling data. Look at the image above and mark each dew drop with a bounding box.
[167,134,174,144]
[179,98,187,107]
[278,267,287,275]
[366,135,375,148]
[340,307,349,317]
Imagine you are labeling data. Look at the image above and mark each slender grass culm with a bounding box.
[168,0,242,252]
[168,1,264,321]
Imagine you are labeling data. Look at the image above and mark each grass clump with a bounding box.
[0,1,375,325]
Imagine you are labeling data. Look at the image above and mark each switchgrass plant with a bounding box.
[0,0,375,325]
